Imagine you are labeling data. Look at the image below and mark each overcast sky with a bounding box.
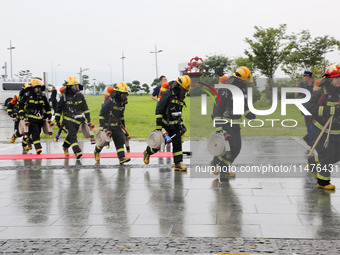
[1,0,339,86]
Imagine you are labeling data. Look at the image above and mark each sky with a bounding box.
[0,0,339,86]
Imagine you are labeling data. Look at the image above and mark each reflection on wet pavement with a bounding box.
[0,163,339,239]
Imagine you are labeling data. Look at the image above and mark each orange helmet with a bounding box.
[323,64,340,78]
[219,76,229,84]
[106,86,114,94]
[60,86,66,94]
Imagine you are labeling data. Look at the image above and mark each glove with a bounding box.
[164,134,172,144]
[88,122,95,129]
[104,129,112,136]
[47,114,52,120]
[180,124,187,136]
[245,112,256,120]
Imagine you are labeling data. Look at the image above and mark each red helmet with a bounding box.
[323,64,340,78]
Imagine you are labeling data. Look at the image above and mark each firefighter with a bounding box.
[18,79,52,154]
[94,82,130,164]
[102,86,114,105]
[157,81,169,103]
[143,75,191,171]
[7,82,30,146]
[55,76,93,159]
[305,64,340,190]
[210,67,256,176]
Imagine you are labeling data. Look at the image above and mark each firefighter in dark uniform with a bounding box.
[305,64,340,190]
[55,76,93,159]
[94,82,130,164]
[211,67,256,176]
[7,82,31,149]
[18,79,52,154]
[143,75,191,171]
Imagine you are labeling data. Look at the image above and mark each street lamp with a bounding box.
[55,64,61,85]
[7,40,15,79]
[79,67,89,84]
[93,78,96,95]
[150,44,163,78]
[106,63,112,84]
[120,52,126,81]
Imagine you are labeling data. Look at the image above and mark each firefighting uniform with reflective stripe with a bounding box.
[146,86,185,163]
[18,91,52,150]
[96,92,126,158]
[211,76,255,167]
[55,92,91,153]
[305,86,340,183]
[7,94,23,139]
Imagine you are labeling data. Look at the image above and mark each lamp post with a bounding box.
[2,62,7,78]
[55,64,61,85]
[120,52,126,81]
[106,63,112,84]
[93,78,96,95]
[150,44,163,78]
[7,40,15,79]
[79,67,90,84]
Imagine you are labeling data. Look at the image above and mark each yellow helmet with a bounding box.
[176,75,191,91]
[23,82,31,89]
[66,76,79,86]
[30,79,43,87]
[115,82,129,92]
[233,66,253,82]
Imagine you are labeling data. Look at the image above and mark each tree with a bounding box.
[142,83,150,94]
[131,80,141,93]
[245,24,290,102]
[96,82,106,94]
[82,75,90,90]
[230,57,257,74]
[202,54,232,77]
[281,30,340,79]
[151,78,159,87]
[15,70,32,79]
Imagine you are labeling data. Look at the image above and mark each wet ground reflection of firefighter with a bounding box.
[15,160,54,224]
[301,177,340,239]
[213,179,242,237]
[96,165,130,236]
[144,169,185,236]
[57,168,94,237]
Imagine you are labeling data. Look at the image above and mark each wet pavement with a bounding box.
[1,108,340,254]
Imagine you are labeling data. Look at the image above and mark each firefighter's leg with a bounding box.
[64,121,82,158]
[167,128,186,171]
[30,120,43,154]
[94,145,103,161]
[212,127,241,176]
[144,146,159,165]
[315,135,336,190]
[11,120,21,143]
[111,126,130,164]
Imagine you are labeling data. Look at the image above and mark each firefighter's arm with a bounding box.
[18,95,28,119]
[55,96,64,126]
[80,95,91,124]
[7,96,17,117]
[211,89,228,132]
[244,97,256,120]
[121,106,126,127]
[155,90,169,130]
[43,96,52,120]
[305,90,339,117]
[99,99,110,130]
